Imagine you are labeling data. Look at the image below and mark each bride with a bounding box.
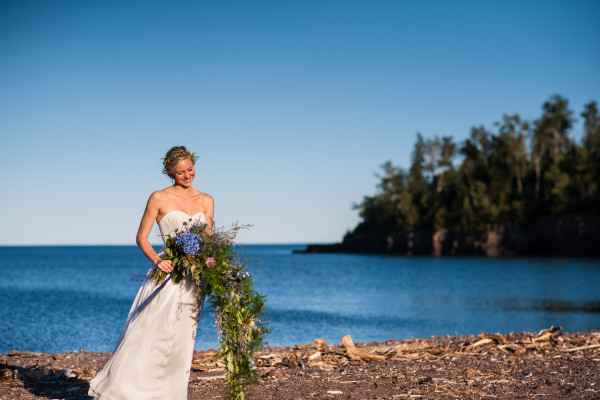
[89,146,214,399]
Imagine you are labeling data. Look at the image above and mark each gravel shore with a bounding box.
[1,329,599,399]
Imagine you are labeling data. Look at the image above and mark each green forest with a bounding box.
[353,95,600,236]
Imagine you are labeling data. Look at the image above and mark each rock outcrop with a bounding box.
[298,213,600,257]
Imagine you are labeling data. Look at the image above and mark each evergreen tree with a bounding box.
[580,101,600,212]
[531,95,573,213]
[353,95,598,237]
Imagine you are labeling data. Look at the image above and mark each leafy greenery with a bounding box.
[354,96,600,235]
[151,220,268,400]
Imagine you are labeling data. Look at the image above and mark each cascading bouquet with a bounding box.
[150,218,268,400]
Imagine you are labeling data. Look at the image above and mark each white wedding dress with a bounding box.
[89,211,206,400]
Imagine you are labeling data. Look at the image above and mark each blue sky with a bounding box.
[1,0,599,245]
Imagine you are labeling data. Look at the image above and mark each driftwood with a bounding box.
[8,350,40,357]
[562,343,600,352]
[245,327,599,371]
[465,338,495,349]
[341,335,386,362]
[156,327,600,375]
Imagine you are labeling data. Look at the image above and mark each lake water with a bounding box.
[1,245,599,354]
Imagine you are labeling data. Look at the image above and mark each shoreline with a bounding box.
[298,213,600,257]
[1,328,599,399]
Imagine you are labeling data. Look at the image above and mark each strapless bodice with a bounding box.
[158,211,206,242]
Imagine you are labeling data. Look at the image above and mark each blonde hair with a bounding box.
[162,146,198,179]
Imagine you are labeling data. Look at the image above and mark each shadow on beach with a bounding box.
[1,351,93,400]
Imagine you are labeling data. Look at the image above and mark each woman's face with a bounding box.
[173,158,195,188]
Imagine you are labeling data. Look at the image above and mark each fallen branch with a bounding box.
[465,338,495,349]
[341,335,386,362]
[561,344,600,353]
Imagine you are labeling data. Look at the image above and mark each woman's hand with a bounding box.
[156,259,173,273]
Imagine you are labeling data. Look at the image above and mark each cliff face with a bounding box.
[302,213,600,257]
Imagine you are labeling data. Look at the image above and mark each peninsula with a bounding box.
[302,96,600,257]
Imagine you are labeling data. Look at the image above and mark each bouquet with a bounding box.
[151,217,268,400]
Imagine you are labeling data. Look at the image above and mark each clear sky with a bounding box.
[1,0,599,245]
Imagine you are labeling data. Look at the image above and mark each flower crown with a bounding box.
[162,149,198,168]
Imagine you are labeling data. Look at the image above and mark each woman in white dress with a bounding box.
[89,146,214,399]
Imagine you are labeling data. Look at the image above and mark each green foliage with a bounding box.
[354,96,599,235]
[151,221,268,400]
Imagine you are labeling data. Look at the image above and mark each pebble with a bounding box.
[60,368,74,379]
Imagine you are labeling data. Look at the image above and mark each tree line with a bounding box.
[354,95,600,235]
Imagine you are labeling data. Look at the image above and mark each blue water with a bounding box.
[1,245,599,354]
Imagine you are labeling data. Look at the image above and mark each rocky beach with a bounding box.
[1,328,599,399]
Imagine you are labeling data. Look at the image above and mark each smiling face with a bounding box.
[173,158,195,188]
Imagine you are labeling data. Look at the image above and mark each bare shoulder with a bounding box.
[201,192,214,205]
[148,189,168,202]
[189,188,211,200]
[146,189,172,209]
[192,190,214,217]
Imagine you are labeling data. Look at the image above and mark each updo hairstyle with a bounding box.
[162,146,198,179]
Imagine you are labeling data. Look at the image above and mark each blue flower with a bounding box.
[176,232,202,255]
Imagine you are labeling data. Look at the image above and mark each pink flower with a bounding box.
[205,257,216,268]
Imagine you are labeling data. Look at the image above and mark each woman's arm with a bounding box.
[136,192,173,273]
[203,194,215,233]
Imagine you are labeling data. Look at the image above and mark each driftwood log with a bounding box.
[340,335,386,362]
